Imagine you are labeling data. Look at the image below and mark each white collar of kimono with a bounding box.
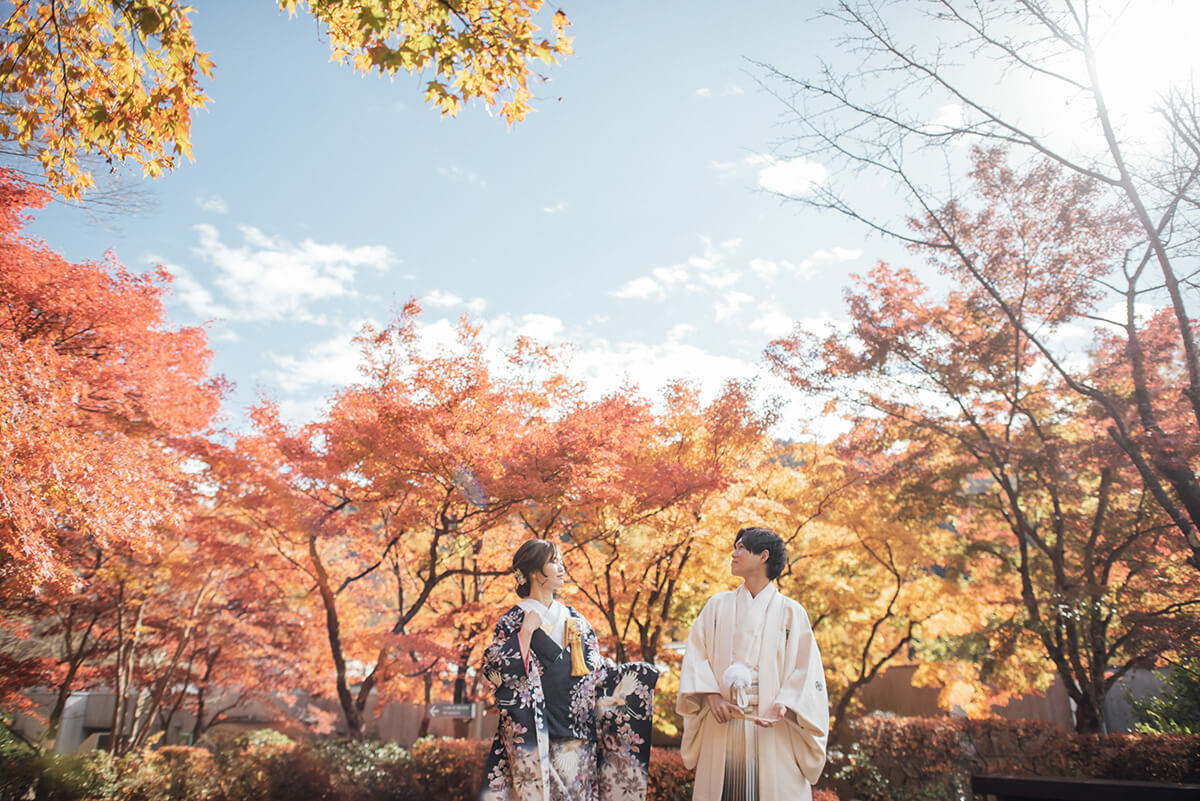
[731,581,778,664]
[736,580,777,611]
[517,597,570,647]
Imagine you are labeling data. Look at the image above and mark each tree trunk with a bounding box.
[191,687,207,743]
[452,660,470,738]
[1073,691,1104,734]
[308,532,366,739]
[129,574,212,749]
[43,659,83,751]
[416,671,433,739]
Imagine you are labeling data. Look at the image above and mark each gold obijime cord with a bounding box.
[564,618,589,676]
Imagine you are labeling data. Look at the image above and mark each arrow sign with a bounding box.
[428,702,476,719]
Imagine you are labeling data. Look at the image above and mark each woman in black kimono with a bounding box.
[478,539,659,801]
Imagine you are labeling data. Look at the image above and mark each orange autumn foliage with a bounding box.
[767,153,1200,733]
[0,170,224,591]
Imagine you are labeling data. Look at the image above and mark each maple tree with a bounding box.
[552,380,773,665]
[0,1,213,199]
[0,530,114,750]
[0,1,571,197]
[767,153,1200,730]
[684,441,983,744]
[0,167,256,751]
[0,482,314,753]
[0,169,223,592]
[759,0,1200,570]
[216,307,584,739]
[284,0,573,125]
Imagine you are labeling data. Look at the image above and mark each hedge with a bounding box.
[1,734,700,801]
[831,715,1200,801]
[7,719,1191,801]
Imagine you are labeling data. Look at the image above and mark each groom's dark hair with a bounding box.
[735,526,787,580]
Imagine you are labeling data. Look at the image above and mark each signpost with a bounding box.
[428,702,476,719]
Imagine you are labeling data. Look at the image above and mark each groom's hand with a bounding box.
[755,702,788,727]
[706,692,741,724]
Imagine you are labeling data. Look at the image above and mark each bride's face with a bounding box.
[539,555,566,592]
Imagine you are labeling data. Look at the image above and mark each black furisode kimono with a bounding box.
[478,603,659,801]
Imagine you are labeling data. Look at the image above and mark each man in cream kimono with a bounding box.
[677,527,829,801]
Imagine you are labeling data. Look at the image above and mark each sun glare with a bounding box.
[1090,2,1200,140]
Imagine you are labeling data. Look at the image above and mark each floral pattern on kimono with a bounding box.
[478,604,659,801]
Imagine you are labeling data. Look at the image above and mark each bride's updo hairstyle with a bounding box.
[512,539,562,598]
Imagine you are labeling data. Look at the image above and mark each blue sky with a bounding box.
[23,1,1198,433]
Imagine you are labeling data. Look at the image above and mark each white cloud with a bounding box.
[749,258,781,281]
[748,301,796,339]
[615,238,735,301]
[795,312,851,339]
[667,323,696,342]
[465,297,488,314]
[707,159,738,173]
[195,192,229,214]
[542,201,568,214]
[651,264,689,286]
[261,325,372,395]
[1096,300,1159,329]
[749,257,812,281]
[811,246,862,263]
[793,259,817,280]
[425,290,463,308]
[714,289,754,321]
[516,314,565,342]
[160,257,226,319]
[248,305,839,441]
[561,335,822,440]
[187,224,395,323]
[782,246,861,280]
[569,338,758,401]
[752,155,829,197]
[613,276,665,300]
[696,84,743,99]
[923,104,965,134]
[415,316,463,353]
[698,270,742,290]
[277,396,332,427]
[1048,322,1090,341]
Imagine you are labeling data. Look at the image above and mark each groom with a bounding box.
[676,526,829,801]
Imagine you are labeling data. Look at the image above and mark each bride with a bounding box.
[478,538,659,801]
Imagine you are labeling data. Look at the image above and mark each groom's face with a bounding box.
[730,538,767,579]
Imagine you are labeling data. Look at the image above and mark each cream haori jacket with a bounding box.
[676,584,829,801]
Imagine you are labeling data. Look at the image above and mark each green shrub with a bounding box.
[211,729,337,801]
[315,739,414,801]
[37,750,121,800]
[116,746,224,801]
[1129,658,1200,735]
[0,754,39,801]
[0,720,39,801]
[404,738,489,801]
[0,732,837,801]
